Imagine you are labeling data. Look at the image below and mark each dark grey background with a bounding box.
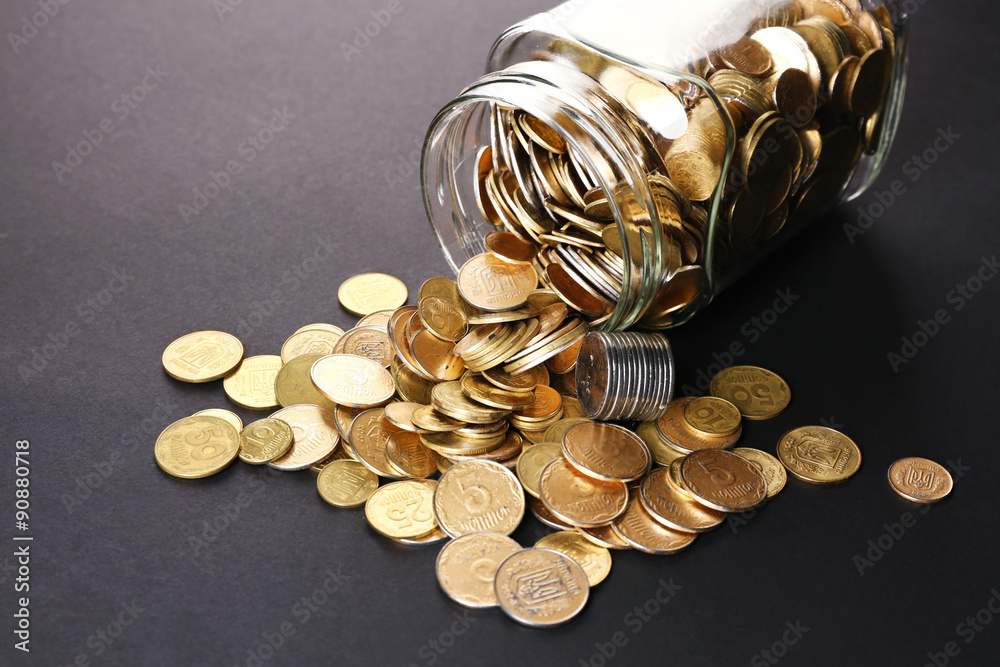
[2,0,998,665]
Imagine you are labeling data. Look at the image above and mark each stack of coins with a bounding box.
[462,0,897,326]
[574,331,674,421]
[156,270,879,627]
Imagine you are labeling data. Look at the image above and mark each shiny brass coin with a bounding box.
[410,330,465,381]
[293,323,346,338]
[410,405,465,432]
[365,479,438,539]
[317,459,379,508]
[419,295,469,342]
[466,307,540,325]
[385,430,439,478]
[338,326,394,367]
[443,430,521,463]
[348,409,405,478]
[494,547,588,627]
[280,328,342,364]
[516,442,563,499]
[238,418,294,465]
[680,449,767,512]
[635,420,685,467]
[545,337,582,375]
[192,409,243,433]
[432,381,511,424]
[577,524,632,550]
[418,276,463,304]
[538,457,628,528]
[482,366,537,392]
[562,422,651,483]
[560,395,585,418]
[518,112,568,153]
[273,353,337,410]
[357,310,394,329]
[394,363,435,404]
[154,415,241,479]
[544,263,609,317]
[485,230,538,264]
[535,531,611,586]
[715,35,773,76]
[612,494,697,555]
[267,404,342,471]
[682,396,742,437]
[460,372,535,409]
[526,289,564,311]
[454,323,507,358]
[309,446,352,472]
[639,468,726,533]
[223,355,283,410]
[162,331,244,383]
[436,532,522,608]
[887,457,953,504]
[311,354,395,408]
[457,253,538,312]
[667,458,693,498]
[543,418,592,446]
[383,402,426,432]
[502,318,589,375]
[777,426,861,484]
[654,397,742,453]
[434,459,525,537]
[338,273,408,316]
[334,404,365,444]
[513,385,562,422]
[465,319,541,372]
[529,496,576,530]
[732,447,787,498]
[709,365,791,420]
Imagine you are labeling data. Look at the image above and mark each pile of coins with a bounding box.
[157,270,953,626]
[459,0,898,327]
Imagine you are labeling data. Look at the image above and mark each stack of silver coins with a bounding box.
[574,332,674,421]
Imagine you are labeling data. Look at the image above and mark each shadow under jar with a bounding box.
[422,0,908,330]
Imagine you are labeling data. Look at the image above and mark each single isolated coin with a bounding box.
[887,457,953,503]
[776,426,862,485]
[162,330,243,383]
[494,547,589,627]
[154,415,241,479]
[318,459,379,508]
[338,273,408,316]
[435,532,521,608]
[238,418,294,464]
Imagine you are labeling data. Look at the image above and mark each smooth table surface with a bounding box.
[2,0,999,665]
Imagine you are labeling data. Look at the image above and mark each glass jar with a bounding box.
[422,0,908,330]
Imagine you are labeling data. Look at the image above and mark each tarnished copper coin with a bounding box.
[485,230,538,264]
[561,422,651,482]
[679,449,767,512]
[639,468,726,533]
[611,494,697,555]
[887,457,953,504]
[655,397,742,453]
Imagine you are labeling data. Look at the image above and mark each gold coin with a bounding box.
[162,330,243,383]
[432,381,510,424]
[534,531,611,587]
[515,442,563,499]
[545,337,582,375]
[654,397,742,453]
[317,459,379,508]
[710,365,791,420]
[223,355,282,410]
[494,547,589,627]
[365,479,438,539]
[338,273,408,316]
[561,422,650,482]
[419,295,469,342]
[348,409,404,478]
[356,310,394,329]
[273,354,337,410]
[484,231,538,264]
[338,326,394,367]
[777,426,862,484]
[383,402,426,432]
[460,373,535,410]
[542,417,592,446]
[433,459,525,537]
[577,524,632,550]
[410,405,465,432]
[267,404,341,471]
[192,409,243,433]
[334,404,365,444]
[682,396,742,437]
[394,526,450,546]
[635,420,685,467]
[732,447,787,498]
[680,449,767,511]
[394,363,435,404]
[514,385,563,422]
[639,468,725,533]
[238,418,294,464]
[612,494,697,555]
[385,430,439,478]
[293,323,346,337]
[435,532,521,608]
[154,415,240,479]
[457,253,538,312]
[309,446,352,472]
[411,330,465,381]
[482,366,537,392]
[529,496,576,530]
[311,354,395,408]
[538,457,628,528]
[887,457,953,504]
[280,328,342,364]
